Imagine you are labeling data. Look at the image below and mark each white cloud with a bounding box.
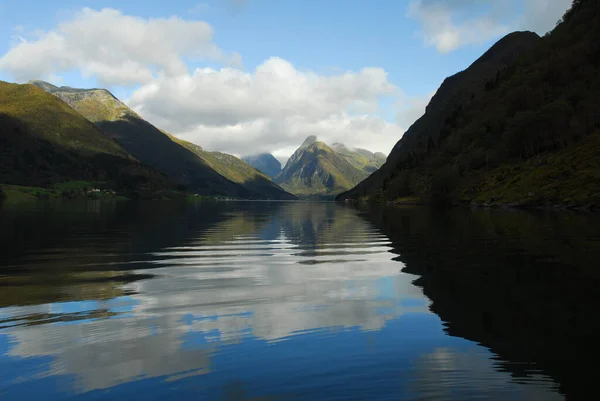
[128,58,403,157]
[0,2,577,160]
[518,0,572,34]
[408,0,572,53]
[408,1,511,53]
[1,205,427,392]
[0,8,241,86]
[396,91,435,130]
[0,8,405,157]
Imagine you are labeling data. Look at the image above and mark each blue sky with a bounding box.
[0,0,572,158]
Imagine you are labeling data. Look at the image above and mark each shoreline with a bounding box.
[341,197,600,212]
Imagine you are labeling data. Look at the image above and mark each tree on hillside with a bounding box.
[564,0,591,20]
[0,186,5,201]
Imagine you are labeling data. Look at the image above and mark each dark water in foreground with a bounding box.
[0,201,599,400]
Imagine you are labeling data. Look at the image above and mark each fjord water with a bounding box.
[1,202,598,400]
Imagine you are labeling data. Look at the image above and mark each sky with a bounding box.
[0,0,572,162]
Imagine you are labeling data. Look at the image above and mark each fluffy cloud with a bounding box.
[0,8,241,86]
[409,0,572,53]
[128,58,403,158]
[0,8,405,158]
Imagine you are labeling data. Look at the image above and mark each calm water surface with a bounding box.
[1,201,599,400]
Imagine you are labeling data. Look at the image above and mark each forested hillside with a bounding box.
[339,0,600,208]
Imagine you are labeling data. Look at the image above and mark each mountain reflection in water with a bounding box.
[0,201,586,400]
[361,205,600,401]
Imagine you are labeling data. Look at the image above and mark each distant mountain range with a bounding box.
[339,0,600,208]
[165,135,294,200]
[8,1,595,207]
[274,135,386,199]
[330,143,386,173]
[0,80,296,200]
[7,76,397,202]
[242,154,281,178]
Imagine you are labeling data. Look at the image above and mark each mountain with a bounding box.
[242,153,281,178]
[339,0,600,207]
[331,143,386,173]
[0,81,176,197]
[167,135,295,200]
[275,136,379,199]
[337,29,541,202]
[31,81,294,199]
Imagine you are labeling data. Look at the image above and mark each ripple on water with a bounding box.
[0,202,566,401]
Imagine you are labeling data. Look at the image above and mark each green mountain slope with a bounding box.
[1,81,128,157]
[331,143,386,173]
[242,153,281,178]
[167,134,295,200]
[0,81,176,197]
[339,0,600,208]
[30,81,277,198]
[275,136,371,198]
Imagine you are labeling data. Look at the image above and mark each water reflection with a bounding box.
[0,201,569,400]
[360,205,600,401]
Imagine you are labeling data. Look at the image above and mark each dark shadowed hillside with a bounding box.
[339,0,600,208]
